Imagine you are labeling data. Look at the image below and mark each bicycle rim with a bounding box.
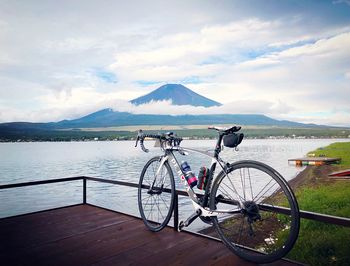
[210,160,299,263]
[138,156,175,232]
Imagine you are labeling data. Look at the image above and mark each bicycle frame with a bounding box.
[152,141,242,218]
[137,128,300,263]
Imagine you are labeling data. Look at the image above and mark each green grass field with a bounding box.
[286,142,350,266]
[311,142,350,168]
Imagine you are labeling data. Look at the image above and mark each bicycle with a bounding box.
[135,126,300,263]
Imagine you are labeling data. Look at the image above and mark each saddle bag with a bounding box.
[223,133,244,148]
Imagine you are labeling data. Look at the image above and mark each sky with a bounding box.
[0,0,350,126]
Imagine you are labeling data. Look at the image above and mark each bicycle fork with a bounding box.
[147,156,168,194]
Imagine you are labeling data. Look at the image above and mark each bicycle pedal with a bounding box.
[178,221,185,232]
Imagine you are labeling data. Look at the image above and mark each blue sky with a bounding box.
[0,0,349,126]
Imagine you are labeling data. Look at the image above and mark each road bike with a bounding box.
[135,126,300,263]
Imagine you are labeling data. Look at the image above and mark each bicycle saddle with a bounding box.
[208,125,241,133]
[164,132,175,138]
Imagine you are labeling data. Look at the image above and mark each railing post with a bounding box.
[173,193,178,231]
[83,177,87,204]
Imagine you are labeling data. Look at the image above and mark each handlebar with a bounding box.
[135,130,182,153]
[208,125,241,133]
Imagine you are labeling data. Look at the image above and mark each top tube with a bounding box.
[135,126,243,156]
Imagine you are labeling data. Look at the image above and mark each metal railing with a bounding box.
[0,176,349,228]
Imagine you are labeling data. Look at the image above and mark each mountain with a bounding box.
[0,83,328,139]
[0,109,315,134]
[51,109,312,128]
[1,108,336,141]
[130,84,222,107]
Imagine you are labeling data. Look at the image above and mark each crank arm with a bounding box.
[192,200,242,217]
[201,208,242,217]
[178,209,202,231]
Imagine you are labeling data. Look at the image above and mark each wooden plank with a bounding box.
[288,157,341,162]
[288,157,341,166]
[17,220,146,265]
[288,157,341,163]
[0,205,299,266]
[0,205,133,254]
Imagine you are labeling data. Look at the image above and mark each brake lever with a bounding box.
[135,129,144,147]
[140,138,149,153]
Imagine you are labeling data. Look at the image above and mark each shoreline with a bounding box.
[1,125,350,143]
[287,164,338,191]
[1,136,349,143]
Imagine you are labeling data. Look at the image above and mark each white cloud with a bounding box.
[111,99,279,116]
[0,1,350,126]
[112,98,344,127]
[43,37,99,52]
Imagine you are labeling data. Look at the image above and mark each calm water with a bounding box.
[0,139,347,230]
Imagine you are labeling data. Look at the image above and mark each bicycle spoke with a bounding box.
[252,178,274,202]
[146,196,155,221]
[237,217,245,244]
[225,172,245,202]
[219,180,242,202]
[141,194,152,203]
[239,168,246,200]
[254,181,279,203]
[247,168,254,200]
[143,194,152,207]
[218,184,235,200]
[159,195,170,210]
[155,196,165,220]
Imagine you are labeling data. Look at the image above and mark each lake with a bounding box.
[0,138,347,231]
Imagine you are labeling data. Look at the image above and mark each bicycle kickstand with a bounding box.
[178,209,202,232]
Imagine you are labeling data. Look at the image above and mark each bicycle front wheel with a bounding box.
[210,160,299,263]
[138,156,175,232]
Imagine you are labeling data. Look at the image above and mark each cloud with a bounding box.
[206,32,350,121]
[0,1,350,126]
[111,99,281,116]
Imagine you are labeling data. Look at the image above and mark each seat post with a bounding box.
[214,133,224,158]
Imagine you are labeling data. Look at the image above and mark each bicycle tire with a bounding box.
[138,156,175,232]
[210,160,300,263]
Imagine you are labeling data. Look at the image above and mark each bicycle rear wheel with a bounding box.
[210,160,299,263]
[138,156,175,232]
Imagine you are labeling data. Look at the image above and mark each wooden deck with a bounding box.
[0,204,299,266]
[288,157,341,166]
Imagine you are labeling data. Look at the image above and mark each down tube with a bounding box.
[168,151,200,204]
[180,147,228,206]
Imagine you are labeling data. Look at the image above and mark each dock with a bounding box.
[0,204,298,266]
[288,157,341,166]
[4,176,349,265]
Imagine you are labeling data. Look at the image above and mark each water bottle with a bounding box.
[180,161,198,188]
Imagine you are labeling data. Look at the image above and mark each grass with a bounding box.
[310,142,350,168]
[288,222,350,266]
[285,142,350,266]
